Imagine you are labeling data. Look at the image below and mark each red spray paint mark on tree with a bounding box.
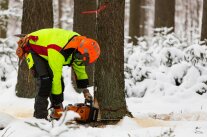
[80,2,109,14]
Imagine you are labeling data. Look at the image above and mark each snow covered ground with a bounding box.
[1,74,207,137]
[1,32,207,137]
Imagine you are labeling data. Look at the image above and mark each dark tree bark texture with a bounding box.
[0,0,8,38]
[201,0,207,41]
[129,0,141,45]
[95,0,128,120]
[154,0,175,29]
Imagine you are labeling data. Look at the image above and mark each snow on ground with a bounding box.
[1,33,207,136]
[1,69,207,137]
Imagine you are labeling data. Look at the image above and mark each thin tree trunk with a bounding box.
[0,0,8,38]
[184,0,188,35]
[140,0,146,36]
[16,0,53,98]
[154,0,175,29]
[129,0,141,45]
[58,0,62,28]
[201,0,207,41]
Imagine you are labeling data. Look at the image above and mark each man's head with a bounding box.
[65,36,100,65]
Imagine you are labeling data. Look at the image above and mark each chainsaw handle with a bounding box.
[84,99,93,107]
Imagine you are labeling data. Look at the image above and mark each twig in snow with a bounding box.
[55,129,68,137]
[1,127,9,137]
[24,122,49,133]
[1,127,14,137]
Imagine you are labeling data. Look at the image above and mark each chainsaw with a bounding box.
[65,100,99,123]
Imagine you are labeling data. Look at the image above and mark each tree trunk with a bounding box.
[16,0,53,98]
[154,0,175,29]
[201,0,207,41]
[58,0,62,28]
[0,0,8,38]
[129,0,141,45]
[95,0,128,120]
[73,0,97,88]
[140,0,147,36]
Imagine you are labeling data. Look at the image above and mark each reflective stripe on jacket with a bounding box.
[27,28,88,95]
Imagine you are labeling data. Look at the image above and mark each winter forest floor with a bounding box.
[0,70,207,137]
[1,33,207,136]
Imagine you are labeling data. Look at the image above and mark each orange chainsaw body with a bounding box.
[66,102,98,123]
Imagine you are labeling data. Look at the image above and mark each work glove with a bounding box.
[82,88,93,102]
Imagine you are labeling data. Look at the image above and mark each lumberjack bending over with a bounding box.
[16,28,100,119]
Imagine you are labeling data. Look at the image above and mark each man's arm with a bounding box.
[72,62,89,88]
[72,62,92,101]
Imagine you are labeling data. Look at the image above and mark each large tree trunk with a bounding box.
[16,0,53,98]
[129,0,141,45]
[95,0,128,120]
[73,0,97,88]
[201,0,207,41]
[154,0,175,29]
[0,0,8,38]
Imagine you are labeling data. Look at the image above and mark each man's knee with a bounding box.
[38,75,52,97]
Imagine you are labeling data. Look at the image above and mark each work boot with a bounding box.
[34,95,49,119]
[50,103,64,120]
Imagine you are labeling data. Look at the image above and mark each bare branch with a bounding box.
[24,122,49,133]
[1,127,14,137]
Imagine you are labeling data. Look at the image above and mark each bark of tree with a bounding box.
[73,0,97,88]
[154,0,175,29]
[95,0,128,120]
[0,0,8,38]
[201,0,207,41]
[16,0,53,98]
[129,0,141,45]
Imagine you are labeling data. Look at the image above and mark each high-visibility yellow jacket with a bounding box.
[26,28,89,95]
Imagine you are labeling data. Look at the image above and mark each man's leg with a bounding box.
[32,53,52,119]
[50,77,65,119]
[33,75,52,119]
[50,77,65,106]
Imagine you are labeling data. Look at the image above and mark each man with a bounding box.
[16,28,100,119]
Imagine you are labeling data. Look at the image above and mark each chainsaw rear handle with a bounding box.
[74,100,92,107]
[84,99,93,107]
